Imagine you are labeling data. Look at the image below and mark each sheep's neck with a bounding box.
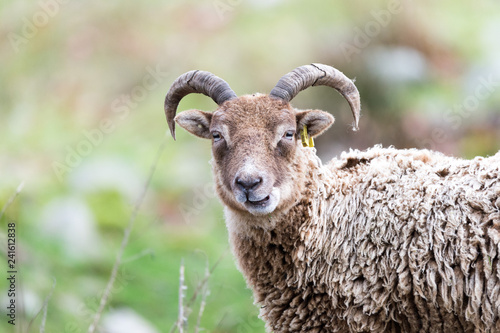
[224,169,337,329]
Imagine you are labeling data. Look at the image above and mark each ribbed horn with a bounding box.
[165,70,237,139]
[270,63,361,130]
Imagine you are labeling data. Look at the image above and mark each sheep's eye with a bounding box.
[212,131,222,142]
[283,130,295,140]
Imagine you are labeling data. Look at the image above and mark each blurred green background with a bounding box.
[1,0,499,332]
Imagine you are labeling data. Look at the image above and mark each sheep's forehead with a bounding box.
[212,94,296,137]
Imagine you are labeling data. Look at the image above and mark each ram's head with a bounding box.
[164,64,360,216]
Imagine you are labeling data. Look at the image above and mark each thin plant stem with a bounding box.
[122,248,155,264]
[178,259,187,333]
[194,260,210,333]
[87,138,167,333]
[39,278,57,333]
[26,277,56,333]
[0,181,25,221]
[169,250,227,333]
[186,250,226,309]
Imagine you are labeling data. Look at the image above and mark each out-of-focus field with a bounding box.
[1,0,499,332]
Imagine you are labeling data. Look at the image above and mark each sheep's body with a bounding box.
[225,146,500,332]
[164,64,500,332]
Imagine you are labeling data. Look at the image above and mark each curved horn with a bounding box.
[165,70,237,139]
[269,63,361,130]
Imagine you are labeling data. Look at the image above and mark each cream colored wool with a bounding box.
[224,145,500,332]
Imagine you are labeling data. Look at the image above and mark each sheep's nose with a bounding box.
[235,176,262,193]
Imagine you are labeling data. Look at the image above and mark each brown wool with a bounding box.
[225,146,500,332]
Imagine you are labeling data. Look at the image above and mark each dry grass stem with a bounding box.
[87,138,167,333]
[0,181,25,221]
[194,260,210,333]
[178,259,187,333]
[39,278,57,333]
[170,250,227,333]
[26,277,56,333]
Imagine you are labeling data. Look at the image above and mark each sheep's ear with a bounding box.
[295,110,335,137]
[174,110,213,139]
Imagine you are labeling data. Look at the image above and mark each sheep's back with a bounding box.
[294,146,500,332]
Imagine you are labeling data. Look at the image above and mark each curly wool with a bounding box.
[225,146,500,332]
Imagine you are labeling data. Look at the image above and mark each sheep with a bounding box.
[163,63,500,332]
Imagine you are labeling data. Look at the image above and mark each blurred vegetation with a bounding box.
[0,0,499,332]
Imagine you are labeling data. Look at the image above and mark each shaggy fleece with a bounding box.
[226,146,500,332]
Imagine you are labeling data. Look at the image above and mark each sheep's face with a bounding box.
[175,94,334,216]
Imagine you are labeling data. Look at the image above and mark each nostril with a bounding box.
[236,177,262,192]
[251,177,262,189]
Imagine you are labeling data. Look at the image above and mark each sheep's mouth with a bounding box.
[239,188,280,216]
[247,196,270,206]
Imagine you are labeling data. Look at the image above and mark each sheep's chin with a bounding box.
[243,188,280,216]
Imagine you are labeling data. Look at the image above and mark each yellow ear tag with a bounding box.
[308,135,314,148]
[301,125,314,148]
[301,125,308,147]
